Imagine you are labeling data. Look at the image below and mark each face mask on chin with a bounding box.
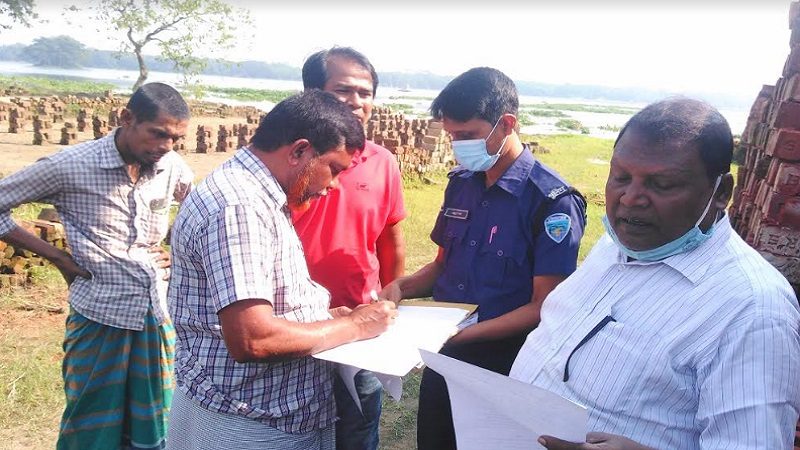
[451,117,510,172]
[602,174,724,262]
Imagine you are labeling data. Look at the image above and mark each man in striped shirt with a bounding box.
[0,83,194,449]
[511,98,800,449]
[166,90,397,450]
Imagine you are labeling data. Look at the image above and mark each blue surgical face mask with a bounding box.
[602,175,723,261]
[451,117,510,172]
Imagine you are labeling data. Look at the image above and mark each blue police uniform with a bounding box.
[431,146,585,316]
[417,147,587,450]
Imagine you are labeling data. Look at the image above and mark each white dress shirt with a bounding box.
[510,217,800,449]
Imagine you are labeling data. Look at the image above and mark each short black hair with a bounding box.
[430,67,518,124]
[250,90,365,155]
[616,97,732,180]
[126,82,190,122]
[302,46,379,96]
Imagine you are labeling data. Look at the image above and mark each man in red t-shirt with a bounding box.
[293,47,406,450]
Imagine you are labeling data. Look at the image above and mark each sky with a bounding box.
[3,0,796,99]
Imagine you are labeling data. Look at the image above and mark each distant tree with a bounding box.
[24,35,86,68]
[1,0,37,30]
[72,0,250,91]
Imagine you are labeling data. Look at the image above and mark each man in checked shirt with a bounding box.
[0,83,194,450]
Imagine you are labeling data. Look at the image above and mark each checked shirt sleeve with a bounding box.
[199,204,277,312]
[0,156,63,237]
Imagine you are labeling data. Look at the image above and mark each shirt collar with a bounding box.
[493,145,536,197]
[98,130,126,169]
[349,140,378,169]
[611,214,733,284]
[234,146,287,207]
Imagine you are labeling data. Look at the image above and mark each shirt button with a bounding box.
[469,240,477,246]
[458,283,465,290]
[447,231,454,238]
[497,250,504,257]
[481,200,489,207]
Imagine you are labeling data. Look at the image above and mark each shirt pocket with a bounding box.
[477,232,528,289]
[441,219,469,257]
[566,321,656,414]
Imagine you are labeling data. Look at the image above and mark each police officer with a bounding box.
[379,67,587,450]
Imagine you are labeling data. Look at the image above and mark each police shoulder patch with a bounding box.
[543,213,571,243]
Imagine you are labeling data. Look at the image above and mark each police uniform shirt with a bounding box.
[430,148,586,321]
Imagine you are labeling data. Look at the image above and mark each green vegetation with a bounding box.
[382,103,415,115]
[23,36,86,68]
[1,0,36,30]
[0,75,116,96]
[598,124,621,132]
[387,95,434,101]
[71,0,252,90]
[555,118,590,134]
[524,108,568,118]
[517,112,536,126]
[523,102,640,115]
[202,86,298,103]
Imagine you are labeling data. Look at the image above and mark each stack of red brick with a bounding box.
[730,1,800,296]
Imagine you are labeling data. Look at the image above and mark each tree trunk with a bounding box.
[132,46,148,92]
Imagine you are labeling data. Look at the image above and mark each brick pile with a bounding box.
[32,115,53,145]
[196,125,214,153]
[0,211,68,288]
[0,102,10,123]
[93,115,110,139]
[8,107,27,133]
[77,108,91,132]
[730,1,800,293]
[366,107,454,174]
[216,125,234,152]
[60,122,78,145]
[235,124,253,148]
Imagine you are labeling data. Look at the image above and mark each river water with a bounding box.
[0,61,750,139]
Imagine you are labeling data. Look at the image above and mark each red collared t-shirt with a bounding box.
[292,140,406,308]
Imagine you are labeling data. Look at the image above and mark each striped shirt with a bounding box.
[0,132,193,330]
[510,216,800,449]
[168,147,335,434]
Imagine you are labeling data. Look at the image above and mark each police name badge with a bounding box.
[443,208,469,220]
[544,213,571,243]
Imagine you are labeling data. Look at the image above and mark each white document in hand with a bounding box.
[313,305,469,376]
[420,349,588,450]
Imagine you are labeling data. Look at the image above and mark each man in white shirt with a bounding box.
[510,97,800,450]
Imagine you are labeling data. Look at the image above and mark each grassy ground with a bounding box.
[0,134,614,450]
[0,75,116,96]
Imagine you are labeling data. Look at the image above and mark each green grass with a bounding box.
[517,112,536,126]
[0,280,65,449]
[523,134,614,261]
[202,86,299,103]
[381,103,415,115]
[522,102,640,115]
[524,108,568,118]
[0,75,116,96]
[555,118,590,134]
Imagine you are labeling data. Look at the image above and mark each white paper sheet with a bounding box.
[420,349,588,450]
[336,364,404,414]
[314,305,469,376]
